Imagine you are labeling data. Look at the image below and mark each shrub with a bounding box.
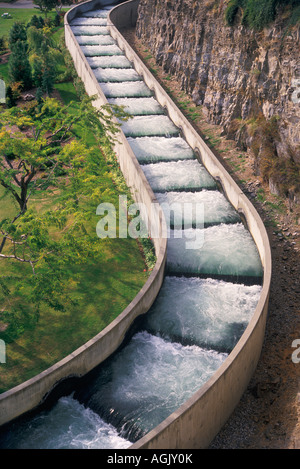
[225,0,300,29]
[8,41,32,90]
[8,22,27,49]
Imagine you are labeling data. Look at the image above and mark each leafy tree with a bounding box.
[34,0,57,17]
[27,25,64,92]
[0,96,129,334]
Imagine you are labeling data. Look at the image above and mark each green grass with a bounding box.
[54,81,79,104]
[0,8,60,36]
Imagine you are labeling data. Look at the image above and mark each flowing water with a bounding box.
[108,97,165,115]
[141,160,217,191]
[87,55,132,68]
[127,136,195,163]
[100,81,153,97]
[155,190,241,227]
[0,1,264,449]
[94,68,141,82]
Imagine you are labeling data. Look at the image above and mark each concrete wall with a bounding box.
[0,0,167,428]
[107,0,272,449]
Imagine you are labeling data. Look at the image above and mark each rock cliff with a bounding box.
[136,0,300,203]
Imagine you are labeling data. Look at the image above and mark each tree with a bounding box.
[27,15,45,29]
[34,0,74,17]
[34,0,57,17]
[8,21,27,49]
[0,96,129,337]
[27,25,64,93]
[5,85,15,108]
[53,0,74,15]
[8,41,32,90]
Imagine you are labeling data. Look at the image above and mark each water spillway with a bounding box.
[0,1,270,449]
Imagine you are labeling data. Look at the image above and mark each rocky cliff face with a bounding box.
[136,0,300,202]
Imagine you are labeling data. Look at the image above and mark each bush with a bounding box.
[27,15,45,29]
[225,0,300,29]
[8,21,27,49]
[8,41,32,90]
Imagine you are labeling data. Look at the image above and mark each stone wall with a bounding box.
[136,0,300,202]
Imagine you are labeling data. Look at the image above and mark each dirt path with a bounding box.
[122,27,300,450]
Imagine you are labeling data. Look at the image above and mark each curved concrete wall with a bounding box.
[0,0,167,428]
[106,0,272,449]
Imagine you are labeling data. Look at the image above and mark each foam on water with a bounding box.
[75,35,116,45]
[100,82,153,98]
[81,9,108,18]
[80,44,124,56]
[71,17,107,26]
[141,160,217,191]
[71,26,109,36]
[121,115,180,137]
[87,55,132,69]
[166,223,263,279]
[75,331,227,442]
[127,136,195,163]
[108,97,165,115]
[0,395,131,449]
[93,68,141,82]
[142,276,262,352]
[155,190,241,227]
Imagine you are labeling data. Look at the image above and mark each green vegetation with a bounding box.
[225,0,300,29]
[0,12,152,393]
[0,8,63,37]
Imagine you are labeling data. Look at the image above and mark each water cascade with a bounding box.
[0,2,264,449]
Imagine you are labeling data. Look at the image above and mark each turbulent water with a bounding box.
[100,81,153,98]
[108,97,165,115]
[166,223,263,278]
[121,115,180,137]
[0,396,131,449]
[142,276,262,352]
[73,331,228,442]
[94,68,141,82]
[0,1,264,450]
[80,44,124,56]
[141,160,217,191]
[155,190,241,227]
[87,55,132,69]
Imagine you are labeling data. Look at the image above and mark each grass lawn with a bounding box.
[0,8,69,37]
[0,14,151,393]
